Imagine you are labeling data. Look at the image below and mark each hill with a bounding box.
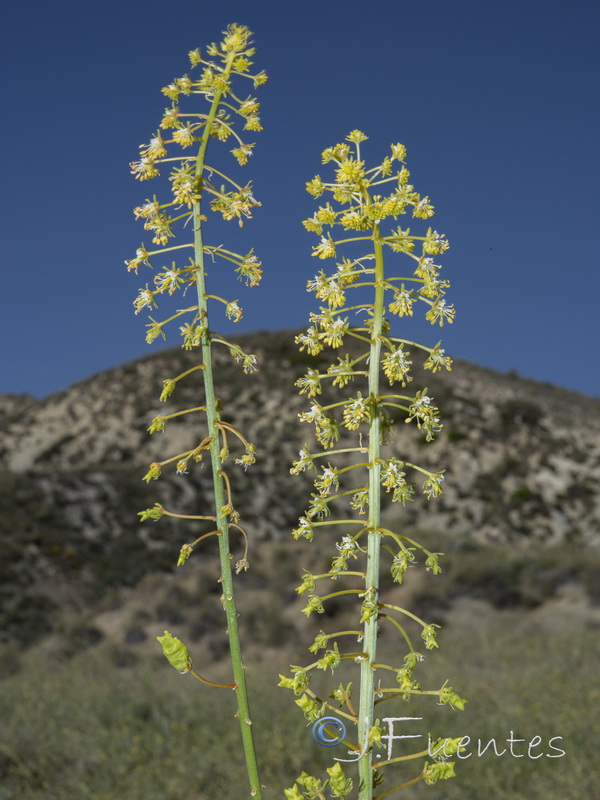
[1,329,599,664]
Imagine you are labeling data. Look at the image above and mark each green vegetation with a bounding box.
[1,594,596,800]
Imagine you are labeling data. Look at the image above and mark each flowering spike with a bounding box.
[286,133,464,798]
[126,26,266,800]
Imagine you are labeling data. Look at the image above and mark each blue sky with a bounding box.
[2,0,599,399]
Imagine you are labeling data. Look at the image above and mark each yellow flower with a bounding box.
[346,129,368,144]
[140,132,167,160]
[188,48,202,67]
[172,124,196,147]
[413,196,435,219]
[391,143,407,161]
[425,299,456,326]
[312,236,336,259]
[125,244,150,273]
[222,23,252,54]
[130,157,159,181]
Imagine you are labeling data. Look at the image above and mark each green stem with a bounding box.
[373,772,426,798]
[162,406,206,421]
[320,589,363,602]
[378,613,415,651]
[382,603,430,629]
[310,447,368,459]
[192,55,263,800]
[375,749,430,768]
[358,225,385,800]
[171,364,205,383]
[189,666,236,690]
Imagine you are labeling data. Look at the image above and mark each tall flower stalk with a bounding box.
[281,131,466,800]
[127,25,266,799]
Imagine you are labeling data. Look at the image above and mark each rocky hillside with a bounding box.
[1,330,599,658]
